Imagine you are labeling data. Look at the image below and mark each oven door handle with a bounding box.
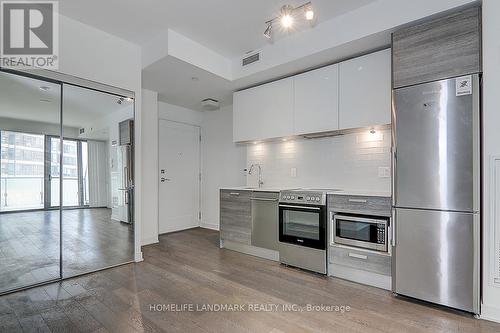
[279,204,321,211]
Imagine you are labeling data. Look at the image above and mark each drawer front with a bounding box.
[220,190,252,245]
[328,194,391,216]
[329,246,391,276]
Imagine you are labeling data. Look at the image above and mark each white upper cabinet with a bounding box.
[339,49,392,130]
[233,77,294,142]
[294,64,339,135]
[232,49,392,142]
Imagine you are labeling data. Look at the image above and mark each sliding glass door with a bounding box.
[47,137,86,208]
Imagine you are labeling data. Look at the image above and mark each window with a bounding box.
[0,131,44,211]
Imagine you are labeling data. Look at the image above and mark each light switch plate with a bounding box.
[378,167,391,178]
[291,167,297,178]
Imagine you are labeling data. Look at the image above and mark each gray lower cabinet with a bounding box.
[327,193,392,289]
[328,194,391,217]
[392,6,481,88]
[220,190,252,245]
[329,246,391,276]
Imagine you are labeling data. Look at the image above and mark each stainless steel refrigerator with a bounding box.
[392,74,480,314]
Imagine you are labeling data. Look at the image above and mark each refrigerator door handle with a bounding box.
[124,166,129,189]
[392,209,396,246]
[392,146,397,207]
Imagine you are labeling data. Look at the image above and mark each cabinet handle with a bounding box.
[251,198,278,202]
[229,192,240,196]
[349,253,368,260]
[348,199,368,203]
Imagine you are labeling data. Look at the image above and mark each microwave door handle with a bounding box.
[330,211,335,246]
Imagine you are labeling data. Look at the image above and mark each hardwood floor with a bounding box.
[1,227,499,332]
[0,208,134,294]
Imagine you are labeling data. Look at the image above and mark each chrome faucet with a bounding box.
[248,164,264,188]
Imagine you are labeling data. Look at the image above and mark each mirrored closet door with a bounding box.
[0,69,135,294]
[61,84,135,278]
[0,70,62,293]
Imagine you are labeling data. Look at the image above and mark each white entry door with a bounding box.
[158,120,201,234]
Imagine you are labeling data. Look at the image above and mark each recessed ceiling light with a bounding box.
[39,86,50,91]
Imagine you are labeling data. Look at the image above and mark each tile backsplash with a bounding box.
[246,129,391,192]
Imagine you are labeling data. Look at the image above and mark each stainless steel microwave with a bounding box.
[332,214,388,252]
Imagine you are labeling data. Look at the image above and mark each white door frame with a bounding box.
[157,119,202,236]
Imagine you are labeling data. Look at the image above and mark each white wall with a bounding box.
[158,101,203,125]
[201,106,247,229]
[141,89,159,245]
[481,0,500,323]
[246,129,391,192]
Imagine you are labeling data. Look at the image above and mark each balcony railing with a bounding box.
[0,176,43,211]
[0,176,81,211]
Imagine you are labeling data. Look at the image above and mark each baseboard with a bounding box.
[142,236,159,246]
[200,222,219,231]
[159,224,199,235]
[481,304,500,323]
[134,251,144,262]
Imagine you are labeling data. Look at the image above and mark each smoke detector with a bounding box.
[201,98,220,111]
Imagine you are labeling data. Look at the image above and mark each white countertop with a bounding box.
[220,186,391,197]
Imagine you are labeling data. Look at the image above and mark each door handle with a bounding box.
[160,178,171,183]
[348,199,367,203]
[349,253,368,260]
[250,198,278,202]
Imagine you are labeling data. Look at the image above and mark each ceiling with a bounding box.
[0,71,133,130]
[58,0,377,58]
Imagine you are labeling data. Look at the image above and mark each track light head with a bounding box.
[280,5,294,29]
[263,23,272,39]
[304,4,314,20]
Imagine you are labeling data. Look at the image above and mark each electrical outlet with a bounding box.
[378,167,391,178]
[291,167,297,178]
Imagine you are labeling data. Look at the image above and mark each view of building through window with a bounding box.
[0,131,45,211]
[0,130,89,211]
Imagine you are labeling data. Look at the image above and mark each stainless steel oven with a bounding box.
[279,203,326,250]
[333,214,388,252]
[278,189,334,274]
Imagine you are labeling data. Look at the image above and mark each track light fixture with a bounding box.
[263,1,315,39]
[264,23,272,39]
